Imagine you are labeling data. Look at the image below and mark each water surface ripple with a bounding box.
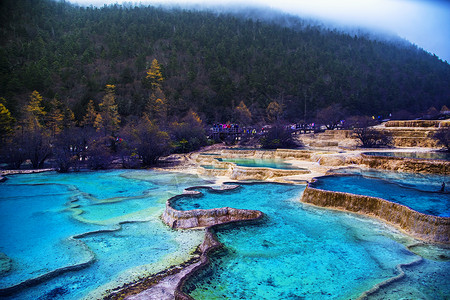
[176,183,450,299]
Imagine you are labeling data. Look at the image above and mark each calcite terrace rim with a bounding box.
[162,182,271,230]
[360,152,450,174]
[164,180,434,300]
[301,176,450,244]
[361,151,449,162]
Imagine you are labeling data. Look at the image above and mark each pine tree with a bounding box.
[98,84,120,136]
[46,97,64,135]
[266,101,283,123]
[82,100,98,127]
[0,103,15,137]
[146,86,167,124]
[24,90,46,130]
[145,59,164,90]
[234,101,252,125]
[63,107,75,129]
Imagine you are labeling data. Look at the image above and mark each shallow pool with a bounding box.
[178,183,450,299]
[215,158,304,170]
[0,170,211,299]
[364,151,450,161]
[319,168,450,217]
[1,170,449,300]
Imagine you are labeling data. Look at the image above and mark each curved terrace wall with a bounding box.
[384,120,449,128]
[301,185,450,243]
[204,149,315,160]
[162,189,263,229]
[196,155,311,180]
[360,153,450,174]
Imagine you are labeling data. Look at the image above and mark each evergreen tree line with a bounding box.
[0,59,207,170]
[1,0,450,169]
[1,0,449,126]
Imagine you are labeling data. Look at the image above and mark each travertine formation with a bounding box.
[360,153,450,174]
[194,149,312,180]
[162,187,263,229]
[162,204,262,229]
[384,120,449,128]
[301,185,450,243]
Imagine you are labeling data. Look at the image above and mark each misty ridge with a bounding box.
[0,0,449,171]
[1,0,449,125]
[90,1,415,49]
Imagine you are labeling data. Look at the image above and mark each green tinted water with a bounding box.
[176,183,450,299]
[0,170,211,299]
[216,158,303,170]
[321,168,450,217]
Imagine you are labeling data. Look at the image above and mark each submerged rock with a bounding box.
[0,253,12,276]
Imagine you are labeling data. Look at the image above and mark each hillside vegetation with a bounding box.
[1,0,449,124]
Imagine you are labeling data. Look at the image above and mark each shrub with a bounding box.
[433,127,450,151]
[259,124,301,149]
[354,127,392,148]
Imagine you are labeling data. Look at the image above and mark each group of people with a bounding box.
[211,124,262,135]
[212,123,240,133]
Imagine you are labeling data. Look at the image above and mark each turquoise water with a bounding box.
[364,151,450,161]
[331,167,450,193]
[318,168,450,217]
[176,183,450,299]
[0,170,211,299]
[200,165,227,170]
[216,158,303,170]
[1,170,449,299]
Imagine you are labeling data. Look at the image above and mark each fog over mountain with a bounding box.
[68,0,450,63]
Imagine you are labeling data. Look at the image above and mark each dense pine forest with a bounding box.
[1,0,450,123]
[0,0,449,170]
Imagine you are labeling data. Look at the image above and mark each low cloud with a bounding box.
[69,0,450,62]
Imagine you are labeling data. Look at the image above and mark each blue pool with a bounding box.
[0,170,211,299]
[0,170,449,299]
[215,158,303,170]
[319,168,450,217]
[172,183,450,299]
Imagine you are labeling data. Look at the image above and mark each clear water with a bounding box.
[1,170,449,300]
[364,151,450,161]
[215,158,303,170]
[0,170,211,299]
[318,168,450,217]
[331,167,450,193]
[200,165,227,170]
[177,183,450,299]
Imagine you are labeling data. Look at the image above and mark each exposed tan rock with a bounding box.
[360,154,450,174]
[162,200,263,229]
[301,186,450,243]
[385,120,442,128]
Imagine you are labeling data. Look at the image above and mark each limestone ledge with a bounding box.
[199,164,310,181]
[0,168,55,176]
[385,120,449,128]
[360,153,449,174]
[162,192,263,229]
[301,185,450,244]
[174,229,222,300]
[197,148,315,160]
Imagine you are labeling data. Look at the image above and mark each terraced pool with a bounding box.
[1,169,449,299]
[0,170,211,299]
[310,171,450,217]
[215,157,304,170]
[363,151,450,161]
[171,183,450,299]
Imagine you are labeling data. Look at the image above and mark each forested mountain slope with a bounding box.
[1,0,449,123]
